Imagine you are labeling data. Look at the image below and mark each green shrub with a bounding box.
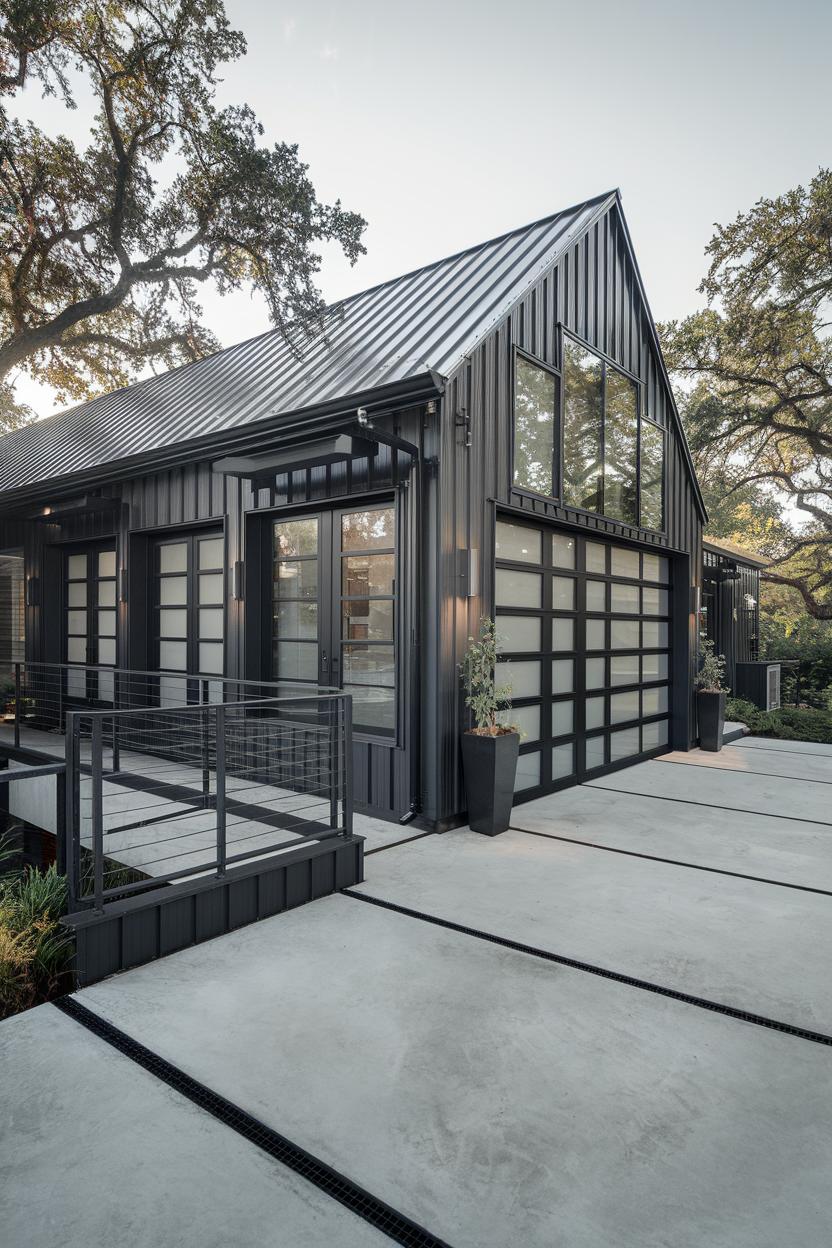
[0,846,73,1019]
[726,697,832,744]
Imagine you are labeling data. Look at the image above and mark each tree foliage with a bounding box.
[659,170,832,618]
[0,0,366,430]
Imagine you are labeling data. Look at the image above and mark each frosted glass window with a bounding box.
[160,608,187,637]
[67,554,86,579]
[159,543,187,574]
[198,573,224,604]
[552,534,576,568]
[514,751,541,792]
[642,587,669,616]
[611,547,640,579]
[552,700,574,737]
[495,521,541,564]
[67,668,86,698]
[97,611,116,637]
[275,640,318,681]
[586,619,605,651]
[160,640,187,670]
[610,690,639,724]
[586,580,606,612]
[610,654,640,686]
[67,636,86,662]
[642,554,668,583]
[199,642,223,675]
[160,576,187,606]
[552,576,575,610]
[98,671,114,703]
[501,704,540,742]
[585,735,606,769]
[497,615,541,653]
[97,639,116,665]
[642,621,669,649]
[611,619,640,649]
[98,580,116,607]
[585,542,606,573]
[198,537,224,569]
[497,660,540,699]
[585,696,605,730]
[98,550,117,578]
[495,568,542,608]
[199,608,224,640]
[552,743,574,780]
[586,657,605,689]
[552,618,574,651]
[552,659,574,694]
[68,610,87,635]
[610,582,639,613]
[643,686,669,716]
[642,653,668,682]
[642,719,669,749]
[611,727,641,761]
[68,582,86,607]
[159,675,187,707]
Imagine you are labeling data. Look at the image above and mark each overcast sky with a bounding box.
[11,0,832,416]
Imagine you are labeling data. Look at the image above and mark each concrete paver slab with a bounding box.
[79,895,832,1248]
[0,1003,386,1248]
[734,735,832,759]
[510,784,832,891]
[588,758,832,824]
[658,745,832,785]
[351,828,832,1031]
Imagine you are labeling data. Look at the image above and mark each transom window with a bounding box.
[511,334,666,531]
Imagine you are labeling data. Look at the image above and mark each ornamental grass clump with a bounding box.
[460,618,516,735]
[694,638,728,693]
[0,840,73,1019]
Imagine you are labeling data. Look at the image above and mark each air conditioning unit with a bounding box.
[735,661,781,711]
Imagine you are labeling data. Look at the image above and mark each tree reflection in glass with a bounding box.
[513,357,556,496]
[603,368,638,524]
[562,339,603,512]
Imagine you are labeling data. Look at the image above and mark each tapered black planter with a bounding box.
[461,730,520,835]
[697,690,726,752]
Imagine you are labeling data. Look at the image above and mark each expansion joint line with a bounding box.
[342,891,832,1049]
[55,997,455,1248]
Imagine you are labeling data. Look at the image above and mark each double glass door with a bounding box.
[151,531,225,704]
[64,545,117,702]
[272,503,396,737]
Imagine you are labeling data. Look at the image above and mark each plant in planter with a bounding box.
[460,618,520,835]
[695,638,729,752]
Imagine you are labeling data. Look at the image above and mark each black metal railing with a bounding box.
[64,690,352,912]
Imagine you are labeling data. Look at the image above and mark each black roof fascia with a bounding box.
[0,372,439,513]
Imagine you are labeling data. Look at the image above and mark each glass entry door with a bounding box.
[272,503,396,737]
[151,531,225,704]
[64,545,117,702]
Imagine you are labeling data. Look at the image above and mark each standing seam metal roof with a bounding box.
[0,192,614,495]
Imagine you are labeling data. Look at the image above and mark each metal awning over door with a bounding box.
[494,517,672,801]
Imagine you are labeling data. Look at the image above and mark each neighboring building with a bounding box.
[0,190,707,828]
[701,538,780,710]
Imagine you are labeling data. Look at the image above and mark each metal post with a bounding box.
[201,679,210,797]
[55,769,67,875]
[112,670,120,773]
[13,661,20,748]
[64,712,79,910]
[343,695,353,838]
[329,697,339,831]
[91,716,104,910]
[215,705,226,877]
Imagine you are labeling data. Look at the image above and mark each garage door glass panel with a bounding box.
[586,619,605,650]
[514,752,541,792]
[496,568,541,608]
[642,587,668,616]
[585,696,605,730]
[611,654,639,685]
[642,686,669,716]
[585,735,606,769]
[643,719,669,749]
[586,580,606,612]
[552,659,574,693]
[552,617,574,651]
[586,657,605,689]
[611,547,640,579]
[585,542,606,574]
[552,743,574,779]
[642,621,669,649]
[610,582,639,614]
[552,701,573,737]
[611,727,640,761]
[642,554,669,584]
[498,660,541,698]
[496,521,541,564]
[611,619,639,649]
[552,576,575,610]
[497,615,541,652]
[552,534,576,568]
[502,704,540,742]
[610,690,639,724]
[642,653,668,682]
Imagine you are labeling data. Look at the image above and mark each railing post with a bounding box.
[55,768,67,876]
[329,696,339,832]
[343,694,353,838]
[112,670,120,773]
[13,661,20,748]
[91,715,104,910]
[201,679,210,798]
[64,711,79,910]
[215,705,226,877]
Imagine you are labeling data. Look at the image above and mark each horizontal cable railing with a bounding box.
[65,691,353,912]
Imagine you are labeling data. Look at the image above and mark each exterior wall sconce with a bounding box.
[119,568,128,603]
[26,576,39,607]
[456,548,479,598]
[233,560,244,601]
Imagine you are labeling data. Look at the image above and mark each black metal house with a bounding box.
[701,538,780,710]
[0,189,707,830]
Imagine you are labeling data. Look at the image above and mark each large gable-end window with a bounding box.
[513,356,557,496]
[603,367,639,525]
[640,418,665,530]
[562,339,603,513]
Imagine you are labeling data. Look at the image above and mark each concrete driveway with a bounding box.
[2,737,831,1247]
